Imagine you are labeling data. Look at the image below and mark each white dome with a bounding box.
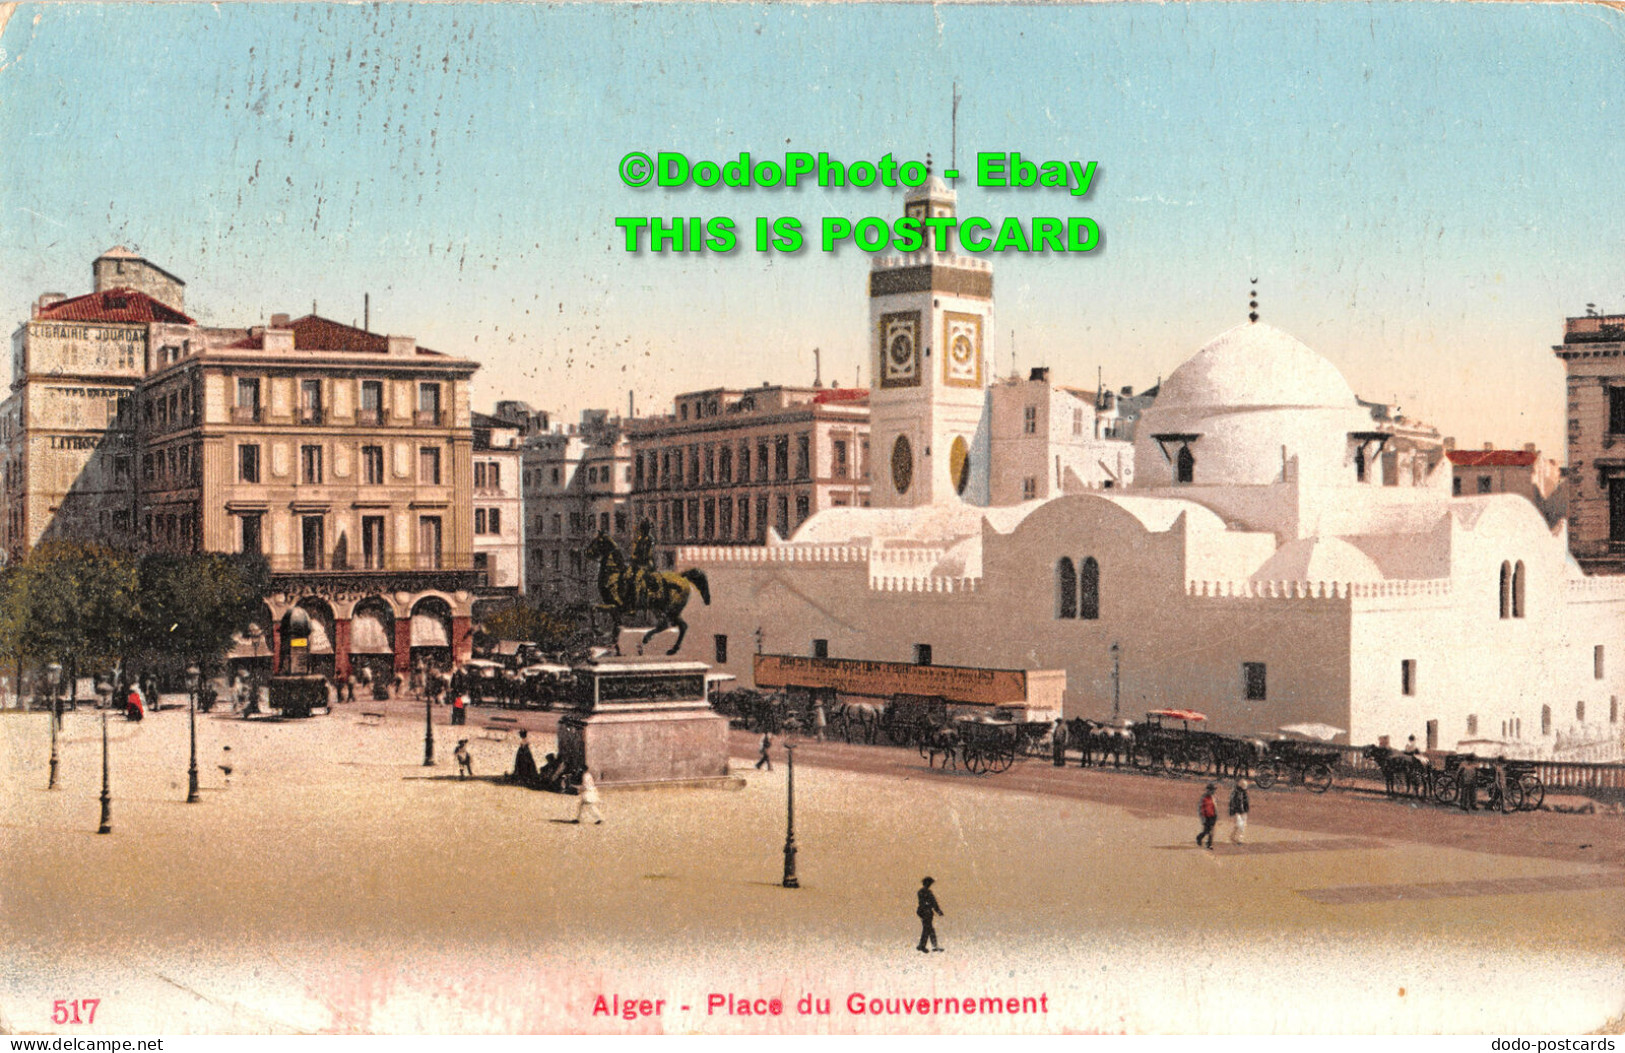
[1156,322,1358,412]
[1251,536,1383,584]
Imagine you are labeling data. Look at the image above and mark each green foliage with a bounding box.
[131,552,271,672]
[481,600,593,657]
[0,541,139,669]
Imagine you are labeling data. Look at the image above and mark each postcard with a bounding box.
[0,1,1621,1038]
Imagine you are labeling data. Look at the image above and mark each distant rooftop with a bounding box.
[1563,315,1625,345]
[1447,449,1537,468]
[34,288,193,325]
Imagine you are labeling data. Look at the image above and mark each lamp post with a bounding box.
[97,708,111,835]
[781,743,799,889]
[423,688,435,767]
[46,662,62,790]
[185,664,200,803]
[1110,642,1121,723]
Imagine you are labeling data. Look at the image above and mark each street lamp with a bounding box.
[781,743,799,889]
[97,707,111,835]
[1110,642,1121,723]
[46,662,62,790]
[423,685,435,767]
[185,664,200,804]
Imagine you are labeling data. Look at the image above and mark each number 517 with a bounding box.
[53,999,99,1024]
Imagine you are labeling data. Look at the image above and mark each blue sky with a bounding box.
[1,2,1621,453]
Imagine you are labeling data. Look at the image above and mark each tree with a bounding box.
[130,552,271,678]
[0,541,140,696]
[481,599,595,659]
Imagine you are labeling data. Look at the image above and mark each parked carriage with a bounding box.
[1254,738,1338,793]
[1131,709,1211,774]
[956,719,1022,774]
[1431,754,1545,811]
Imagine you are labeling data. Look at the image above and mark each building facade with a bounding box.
[523,410,632,605]
[986,368,1135,504]
[626,385,871,567]
[472,411,525,599]
[1447,442,1563,526]
[1554,313,1625,573]
[3,249,486,681]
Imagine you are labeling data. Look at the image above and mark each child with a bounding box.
[454,739,473,779]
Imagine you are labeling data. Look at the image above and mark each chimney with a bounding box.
[1443,436,1456,451]
[1523,442,1537,453]
[1028,366,1050,382]
[1483,442,1494,452]
[1120,385,1134,397]
[270,313,291,328]
[387,335,416,356]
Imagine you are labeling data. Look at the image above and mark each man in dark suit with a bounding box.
[916,877,944,953]
[511,729,538,786]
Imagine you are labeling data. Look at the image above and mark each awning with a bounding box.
[349,610,395,653]
[411,612,450,648]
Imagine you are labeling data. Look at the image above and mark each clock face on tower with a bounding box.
[943,312,983,388]
[878,311,921,388]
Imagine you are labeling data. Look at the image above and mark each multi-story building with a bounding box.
[986,367,1134,504]
[1447,442,1564,526]
[523,410,631,604]
[3,249,485,682]
[1555,313,1625,573]
[626,384,870,567]
[472,411,525,602]
[1,249,191,559]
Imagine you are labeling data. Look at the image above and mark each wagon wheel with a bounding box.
[991,745,1017,773]
[964,748,987,775]
[1181,746,1207,776]
[1252,762,1278,791]
[1305,763,1333,794]
[1500,779,1523,812]
[1132,747,1155,770]
[1517,773,1544,811]
[1433,773,1458,805]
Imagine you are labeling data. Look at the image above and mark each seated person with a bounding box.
[536,752,565,792]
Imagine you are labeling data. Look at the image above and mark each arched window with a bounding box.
[1176,445,1195,484]
[1541,704,1552,736]
[1512,560,1526,619]
[1499,561,1511,620]
[1056,558,1077,619]
[1080,557,1100,620]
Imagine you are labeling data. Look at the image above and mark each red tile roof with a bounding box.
[1448,450,1537,468]
[34,288,193,325]
[812,387,869,404]
[285,315,443,356]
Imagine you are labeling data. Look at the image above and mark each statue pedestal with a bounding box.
[557,657,735,786]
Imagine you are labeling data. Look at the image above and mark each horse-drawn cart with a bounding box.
[956,720,1021,774]
[1131,709,1211,774]
[1255,738,1338,793]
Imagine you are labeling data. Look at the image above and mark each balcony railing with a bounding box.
[356,408,383,426]
[298,407,325,425]
[266,552,481,574]
[232,405,262,424]
[415,409,442,426]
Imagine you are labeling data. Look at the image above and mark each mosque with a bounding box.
[671,178,1625,754]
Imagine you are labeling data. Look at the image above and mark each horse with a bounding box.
[1210,735,1268,779]
[583,531,711,656]
[1363,745,1429,798]
[922,725,961,770]
[832,699,884,744]
[1068,718,1133,768]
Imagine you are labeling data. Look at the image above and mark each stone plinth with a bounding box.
[556,657,732,786]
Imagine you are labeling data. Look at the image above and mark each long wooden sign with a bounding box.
[753,653,1033,706]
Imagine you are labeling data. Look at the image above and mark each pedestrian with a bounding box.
[915,876,944,953]
[1051,717,1069,767]
[1197,783,1218,849]
[573,769,605,824]
[1492,755,1511,814]
[218,745,234,786]
[813,700,828,742]
[451,692,468,726]
[511,729,538,786]
[1458,757,1478,812]
[1228,778,1251,844]
[454,739,473,779]
[755,731,773,771]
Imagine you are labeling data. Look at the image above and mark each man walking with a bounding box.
[1051,718,1069,767]
[1228,778,1251,844]
[755,731,773,771]
[1197,783,1218,850]
[573,769,605,824]
[915,877,944,953]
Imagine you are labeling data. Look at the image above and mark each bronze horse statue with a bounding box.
[583,531,711,655]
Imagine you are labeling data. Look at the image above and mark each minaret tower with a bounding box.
[867,175,995,507]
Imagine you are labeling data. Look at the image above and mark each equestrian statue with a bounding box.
[584,522,711,655]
